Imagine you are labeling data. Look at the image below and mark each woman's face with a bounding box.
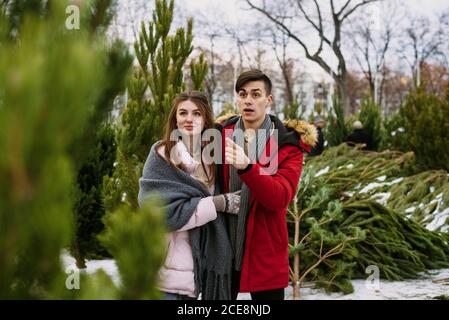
[176,100,204,136]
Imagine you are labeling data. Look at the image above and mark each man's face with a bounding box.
[237,80,272,126]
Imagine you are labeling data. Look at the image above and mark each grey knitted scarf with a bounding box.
[228,115,272,271]
[138,142,233,299]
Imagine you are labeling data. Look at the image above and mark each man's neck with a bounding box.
[242,115,267,131]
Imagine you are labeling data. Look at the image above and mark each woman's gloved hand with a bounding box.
[212,191,241,214]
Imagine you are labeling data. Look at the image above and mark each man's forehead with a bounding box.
[239,81,266,91]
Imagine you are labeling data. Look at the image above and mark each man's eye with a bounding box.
[239,92,247,98]
[252,93,261,98]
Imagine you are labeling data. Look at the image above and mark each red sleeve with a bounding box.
[238,146,304,211]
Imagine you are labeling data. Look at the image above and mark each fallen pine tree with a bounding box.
[288,144,449,297]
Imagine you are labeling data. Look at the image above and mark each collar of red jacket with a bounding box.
[217,114,316,154]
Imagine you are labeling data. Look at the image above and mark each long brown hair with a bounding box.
[159,91,216,185]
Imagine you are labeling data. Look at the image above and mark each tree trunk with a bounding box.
[293,215,300,300]
[73,243,87,269]
[292,193,300,300]
[335,78,351,116]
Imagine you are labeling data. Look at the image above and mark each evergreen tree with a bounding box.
[400,86,449,172]
[72,125,117,268]
[358,98,382,151]
[190,52,208,91]
[0,1,105,298]
[103,0,207,211]
[69,2,133,269]
[216,101,239,119]
[98,200,167,299]
[283,99,303,120]
[379,111,409,152]
[325,97,349,147]
[2,0,135,272]
[0,0,166,299]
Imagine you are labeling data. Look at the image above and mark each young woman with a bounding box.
[138,91,239,300]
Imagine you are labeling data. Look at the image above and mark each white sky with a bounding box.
[177,0,449,20]
[179,2,448,46]
[110,0,449,82]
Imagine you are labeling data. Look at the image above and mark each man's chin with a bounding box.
[241,114,256,122]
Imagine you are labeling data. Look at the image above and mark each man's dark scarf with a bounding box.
[138,142,233,299]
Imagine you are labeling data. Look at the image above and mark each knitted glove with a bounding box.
[212,191,241,214]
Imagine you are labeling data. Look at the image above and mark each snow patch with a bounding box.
[62,251,121,287]
[360,182,385,194]
[376,176,387,182]
[315,166,330,177]
[240,269,449,300]
[390,177,404,185]
[62,251,449,300]
[372,192,391,206]
[405,207,416,214]
[425,207,449,232]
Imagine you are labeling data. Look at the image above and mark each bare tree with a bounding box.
[398,12,446,87]
[271,28,296,107]
[108,0,154,44]
[223,24,264,72]
[436,9,449,72]
[245,0,380,114]
[346,1,401,106]
[201,33,220,104]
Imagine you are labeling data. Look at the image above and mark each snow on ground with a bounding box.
[240,269,449,300]
[359,177,405,195]
[390,177,404,184]
[62,251,120,286]
[359,182,386,194]
[425,207,449,232]
[62,252,449,300]
[371,192,391,206]
[315,166,329,177]
[405,206,416,213]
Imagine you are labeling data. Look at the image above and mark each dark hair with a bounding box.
[159,91,215,185]
[235,69,272,95]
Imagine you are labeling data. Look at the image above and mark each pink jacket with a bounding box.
[157,142,217,298]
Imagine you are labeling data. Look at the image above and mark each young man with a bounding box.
[216,69,316,300]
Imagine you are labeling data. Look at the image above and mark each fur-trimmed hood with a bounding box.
[283,119,318,148]
[215,113,318,153]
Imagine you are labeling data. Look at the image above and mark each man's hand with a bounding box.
[225,137,250,170]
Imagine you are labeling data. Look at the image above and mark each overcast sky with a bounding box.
[177,0,449,22]
[110,0,449,81]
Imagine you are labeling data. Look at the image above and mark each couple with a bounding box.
[138,69,317,300]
